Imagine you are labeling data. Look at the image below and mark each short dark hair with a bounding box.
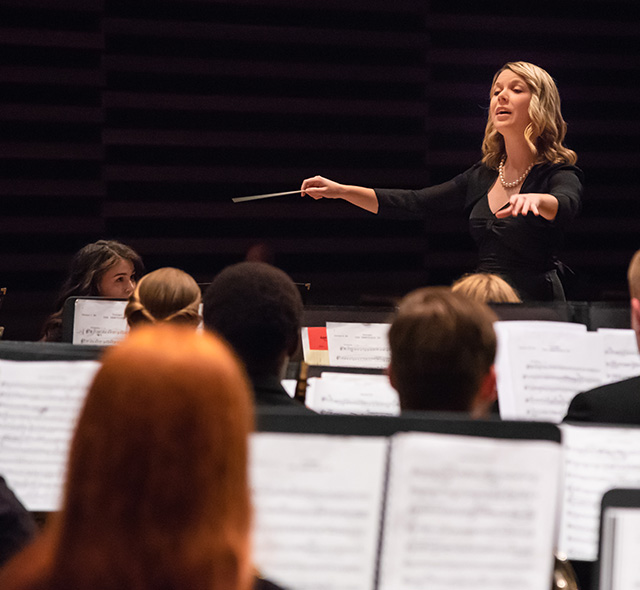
[202,262,302,377]
[388,287,497,412]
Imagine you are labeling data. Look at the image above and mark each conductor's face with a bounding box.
[490,69,532,137]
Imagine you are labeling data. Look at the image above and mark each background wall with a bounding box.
[1,0,639,339]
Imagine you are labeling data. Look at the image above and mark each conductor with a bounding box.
[301,61,583,301]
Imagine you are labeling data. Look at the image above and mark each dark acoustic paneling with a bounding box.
[1,0,639,339]
[0,0,104,340]
[102,0,432,304]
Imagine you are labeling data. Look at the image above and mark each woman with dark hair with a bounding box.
[0,325,255,590]
[301,61,582,301]
[40,240,144,342]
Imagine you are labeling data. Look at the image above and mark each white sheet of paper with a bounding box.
[250,432,388,590]
[559,424,640,561]
[0,359,100,511]
[598,328,640,385]
[379,432,561,590]
[72,298,128,345]
[599,507,640,590]
[304,373,400,416]
[281,378,297,398]
[326,322,390,369]
[495,321,603,423]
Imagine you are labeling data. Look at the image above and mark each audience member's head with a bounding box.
[202,262,302,379]
[41,240,144,342]
[388,287,498,417]
[125,267,201,329]
[627,249,640,348]
[451,272,521,304]
[1,325,254,590]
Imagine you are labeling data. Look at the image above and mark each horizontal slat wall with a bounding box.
[102,0,432,305]
[424,1,640,299]
[0,0,104,340]
[1,0,639,339]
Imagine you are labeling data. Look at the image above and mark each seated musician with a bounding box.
[388,286,498,417]
[202,262,309,409]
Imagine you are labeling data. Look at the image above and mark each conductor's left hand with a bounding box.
[495,193,543,218]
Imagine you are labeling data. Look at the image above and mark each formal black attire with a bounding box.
[0,476,38,567]
[564,376,640,425]
[251,375,312,410]
[375,161,583,301]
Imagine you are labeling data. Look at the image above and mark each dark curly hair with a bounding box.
[202,262,302,378]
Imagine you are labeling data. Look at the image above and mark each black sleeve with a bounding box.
[374,167,474,220]
[0,476,38,567]
[548,166,583,228]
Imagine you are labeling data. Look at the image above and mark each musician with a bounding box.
[388,286,498,417]
[41,240,144,342]
[301,61,582,301]
[125,267,201,328]
[565,248,640,424]
[0,326,255,590]
[451,272,522,303]
[202,262,309,409]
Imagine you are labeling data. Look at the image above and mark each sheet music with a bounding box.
[250,432,388,590]
[598,328,640,385]
[326,322,390,369]
[379,432,560,590]
[495,321,603,422]
[0,359,100,511]
[72,298,128,345]
[600,507,640,590]
[304,373,400,416]
[559,424,640,561]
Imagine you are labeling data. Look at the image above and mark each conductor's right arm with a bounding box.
[300,176,379,214]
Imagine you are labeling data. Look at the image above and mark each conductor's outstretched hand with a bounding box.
[300,176,344,200]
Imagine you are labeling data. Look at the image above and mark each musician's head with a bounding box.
[50,325,254,590]
[202,262,302,379]
[388,287,497,417]
[125,267,202,328]
[482,61,577,168]
[627,250,640,348]
[61,240,144,301]
[451,272,521,304]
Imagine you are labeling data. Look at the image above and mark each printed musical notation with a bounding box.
[326,322,390,369]
[0,359,100,511]
[379,433,560,590]
[250,430,561,590]
[72,298,128,345]
[496,322,603,422]
[250,433,388,590]
[559,424,640,561]
[496,323,640,423]
[305,373,400,416]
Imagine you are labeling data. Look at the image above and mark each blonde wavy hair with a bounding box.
[481,61,577,169]
[125,267,201,328]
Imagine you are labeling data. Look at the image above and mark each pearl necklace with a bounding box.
[498,156,534,189]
